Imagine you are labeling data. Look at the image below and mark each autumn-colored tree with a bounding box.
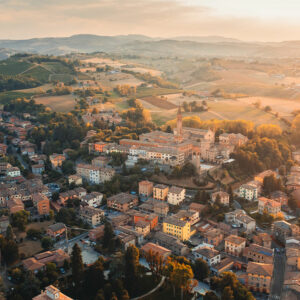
[145,249,165,277]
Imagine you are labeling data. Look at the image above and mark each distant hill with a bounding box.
[2,34,300,58]
[0,48,17,60]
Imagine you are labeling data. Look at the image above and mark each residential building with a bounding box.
[254,170,277,183]
[273,220,299,244]
[99,167,115,182]
[107,193,138,212]
[47,223,66,238]
[32,164,45,175]
[49,154,66,169]
[153,231,189,256]
[23,249,69,273]
[219,133,248,147]
[32,193,50,215]
[0,143,7,156]
[79,206,104,227]
[163,216,191,241]
[89,142,107,154]
[192,246,221,266]
[246,262,274,294]
[68,174,82,186]
[91,156,110,168]
[76,163,100,184]
[33,285,72,300]
[139,198,169,216]
[203,228,224,247]
[81,192,103,207]
[116,232,136,250]
[225,209,256,234]
[89,225,105,241]
[139,180,153,197]
[167,186,185,205]
[141,242,171,260]
[270,190,288,206]
[131,211,158,229]
[225,235,246,257]
[243,244,274,264]
[253,233,272,248]
[174,209,200,225]
[189,202,206,215]
[239,183,258,201]
[135,221,150,237]
[7,198,24,214]
[0,215,9,234]
[153,184,169,201]
[258,197,281,216]
[211,191,230,206]
[6,167,21,178]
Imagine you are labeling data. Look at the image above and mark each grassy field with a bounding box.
[0,59,33,75]
[34,94,76,112]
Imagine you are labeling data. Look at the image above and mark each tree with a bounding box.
[5,225,14,241]
[83,259,105,299]
[193,258,210,281]
[222,286,234,300]
[71,243,84,293]
[124,245,140,294]
[11,210,29,231]
[169,261,194,300]
[2,239,19,265]
[102,221,114,249]
[41,236,54,250]
[145,249,164,277]
[263,174,283,195]
[204,291,219,300]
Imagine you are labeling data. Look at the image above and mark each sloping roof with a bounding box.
[247,262,274,277]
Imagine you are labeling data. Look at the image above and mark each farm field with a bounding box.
[93,72,143,87]
[49,73,75,83]
[17,83,53,93]
[23,65,51,82]
[207,100,286,127]
[0,59,33,75]
[141,96,177,110]
[34,94,76,112]
[136,87,183,98]
[0,91,35,103]
[237,96,300,116]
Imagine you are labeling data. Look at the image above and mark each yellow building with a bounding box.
[163,216,191,241]
[153,184,169,201]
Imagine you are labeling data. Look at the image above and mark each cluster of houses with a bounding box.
[81,109,122,126]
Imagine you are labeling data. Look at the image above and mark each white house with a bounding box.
[81,192,103,207]
[167,186,186,205]
[239,184,258,201]
[6,167,21,178]
[192,246,221,266]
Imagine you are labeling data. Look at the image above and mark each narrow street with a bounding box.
[269,251,286,300]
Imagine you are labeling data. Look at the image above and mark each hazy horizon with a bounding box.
[2,0,300,42]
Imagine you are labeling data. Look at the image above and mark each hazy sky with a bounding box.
[1,0,300,41]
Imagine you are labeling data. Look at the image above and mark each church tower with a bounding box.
[175,104,183,142]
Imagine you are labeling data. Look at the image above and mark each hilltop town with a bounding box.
[0,77,299,300]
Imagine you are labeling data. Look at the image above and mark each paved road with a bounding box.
[269,251,285,300]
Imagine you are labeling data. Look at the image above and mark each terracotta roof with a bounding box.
[225,235,246,245]
[247,262,274,277]
[141,242,171,256]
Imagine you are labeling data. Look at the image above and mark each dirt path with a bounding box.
[208,110,226,120]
